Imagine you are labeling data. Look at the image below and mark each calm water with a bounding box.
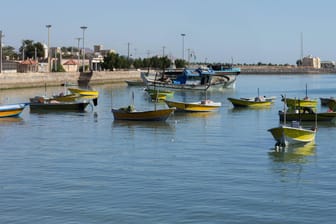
[1,74,336,223]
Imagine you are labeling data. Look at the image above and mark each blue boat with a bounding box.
[142,67,236,91]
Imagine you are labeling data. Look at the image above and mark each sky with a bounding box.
[1,0,336,65]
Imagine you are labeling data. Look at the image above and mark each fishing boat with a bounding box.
[282,84,317,108]
[29,96,90,112]
[125,80,145,86]
[112,90,175,121]
[141,67,237,91]
[68,87,99,98]
[145,88,174,101]
[326,98,336,111]
[268,122,316,147]
[278,107,336,122]
[228,96,275,108]
[164,99,221,112]
[268,97,317,148]
[112,106,175,121]
[320,97,335,106]
[0,103,29,118]
[52,93,81,102]
[282,96,317,108]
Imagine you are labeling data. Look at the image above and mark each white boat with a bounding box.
[141,67,238,91]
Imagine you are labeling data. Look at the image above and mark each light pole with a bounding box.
[75,37,81,72]
[80,26,87,72]
[181,33,186,60]
[46,25,51,72]
[0,31,3,74]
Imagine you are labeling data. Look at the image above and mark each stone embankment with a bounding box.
[0,70,141,89]
[240,65,336,74]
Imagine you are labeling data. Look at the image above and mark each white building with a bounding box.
[302,55,321,68]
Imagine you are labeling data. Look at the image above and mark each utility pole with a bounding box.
[75,37,81,72]
[46,25,52,72]
[0,31,3,73]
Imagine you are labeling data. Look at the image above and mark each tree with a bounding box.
[175,59,187,68]
[19,39,45,60]
[2,45,18,59]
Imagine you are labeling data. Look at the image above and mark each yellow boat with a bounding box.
[227,96,275,108]
[149,92,168,101]
[53,93,81,102]
[165,99,221,112]
[268,121,316,147]
[0,103,28,118]
[112,105,175,121]
[68,87,99,98]
[282,97,317,108]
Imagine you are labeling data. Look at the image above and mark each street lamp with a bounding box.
[75,37,81,72]
[0,30,3,74]
[181,33,186,60]
[80,26,87,72]
[46,25,51,72]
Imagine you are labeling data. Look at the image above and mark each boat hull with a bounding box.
[30,102,89,112]
[228,97,274,108]
[112,108,175,121]
[141,71,236,91]
[268,125,316,146]
[165,100,221,112]
[68,88,99,97]
[284,98,317,108]
[0,103,28,118]
[279,111,336,122]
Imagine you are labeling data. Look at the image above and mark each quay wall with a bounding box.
[0,70,141,89]
[240,66,336,74]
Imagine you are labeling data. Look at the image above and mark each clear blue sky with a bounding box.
[1,0,336,65]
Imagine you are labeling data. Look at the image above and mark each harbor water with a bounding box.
[1,74,336,223]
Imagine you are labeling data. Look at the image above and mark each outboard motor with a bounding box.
[93,98,98,106]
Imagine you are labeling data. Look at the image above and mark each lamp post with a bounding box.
[0,30,3,74]
[75,37,81,72]
[80,26,87,72]
[46,25,51,72]
[181,33,186,60]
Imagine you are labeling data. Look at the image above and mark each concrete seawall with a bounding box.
[0,70,141,89]
[240,66,336,74]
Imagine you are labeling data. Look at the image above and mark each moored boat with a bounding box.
[278,107,336,122]
[282,97,317,108]
[269,96,317,148]
[29,96,90,112]
[68,87,99,98]
[142,67,237,91]
[112,106,175,121]
[320,97,335,106]
[228,96,275,108]
[0,103,29,118]
[165,99,221,112]
[268,122,316,147]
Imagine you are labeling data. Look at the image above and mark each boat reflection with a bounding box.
[0,117,24,124]
[268,141,316,164]
[112,119,175,131]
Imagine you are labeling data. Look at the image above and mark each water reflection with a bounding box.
[269,142,316,163]
[0,117,24,124]
[268,142,316,183]
[112,120,175,131]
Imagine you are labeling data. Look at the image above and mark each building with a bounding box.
[320,61,335,69]
[302,55,321,68]
[17,59,38,73]
[63,59,78,72]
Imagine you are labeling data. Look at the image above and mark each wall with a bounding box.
[0,70,141,89]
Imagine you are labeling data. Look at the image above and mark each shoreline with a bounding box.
[240,65,336,74]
